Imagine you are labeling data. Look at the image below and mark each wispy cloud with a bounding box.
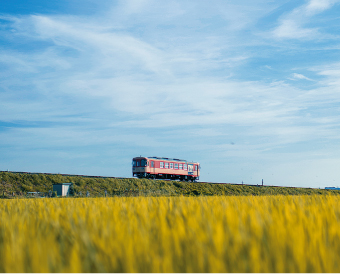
[1,9,339,134]
[272,0,340,40]
[290,73,314,81]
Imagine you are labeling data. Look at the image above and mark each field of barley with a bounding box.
[1,195,340,272]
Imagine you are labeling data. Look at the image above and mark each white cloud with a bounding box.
[273,19,318,39]
[305,0,339,15]
[1,11,338,141]
[272,0,340,40]
[290,73,313,81]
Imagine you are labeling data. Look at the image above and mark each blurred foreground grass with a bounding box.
[1,195,340,272]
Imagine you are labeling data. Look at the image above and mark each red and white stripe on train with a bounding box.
[132,156,200,181]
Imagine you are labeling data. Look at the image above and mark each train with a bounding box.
[132,156,200,181]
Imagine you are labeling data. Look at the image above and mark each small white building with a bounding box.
[52,183,72,197]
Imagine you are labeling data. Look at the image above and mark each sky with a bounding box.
[1,0,340,188]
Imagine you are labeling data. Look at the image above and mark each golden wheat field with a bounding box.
[0,195,340,272]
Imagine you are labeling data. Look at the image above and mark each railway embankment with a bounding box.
[0,171,338,198]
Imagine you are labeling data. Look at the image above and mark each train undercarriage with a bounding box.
[134,172,198,182]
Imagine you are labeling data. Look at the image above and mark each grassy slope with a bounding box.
[0,171,338,197]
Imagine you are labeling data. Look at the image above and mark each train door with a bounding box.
[151,161,155,176]
[188,164,193,175]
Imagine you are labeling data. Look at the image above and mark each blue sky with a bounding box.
[1,0,340,188]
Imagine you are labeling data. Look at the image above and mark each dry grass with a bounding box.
[2,171,338,197]
[1,195,340,272]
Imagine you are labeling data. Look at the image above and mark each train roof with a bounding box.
[148,156,187,162]
[133,156,198,164]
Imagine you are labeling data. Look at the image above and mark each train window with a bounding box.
[165,162,169,169]
[137,161,140,167]
[151,161,154,168]
[194,165,197,171]
[179,164,183,169]
[141,159,147,167]
[183,164,187,170]
[160,162,164,168]
[170,163,173,169]
[174,163,178,169]
[133,160,136,166]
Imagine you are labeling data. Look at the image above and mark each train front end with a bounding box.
[132,157,149,178]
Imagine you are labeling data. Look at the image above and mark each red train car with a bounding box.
[132,156,200,181]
